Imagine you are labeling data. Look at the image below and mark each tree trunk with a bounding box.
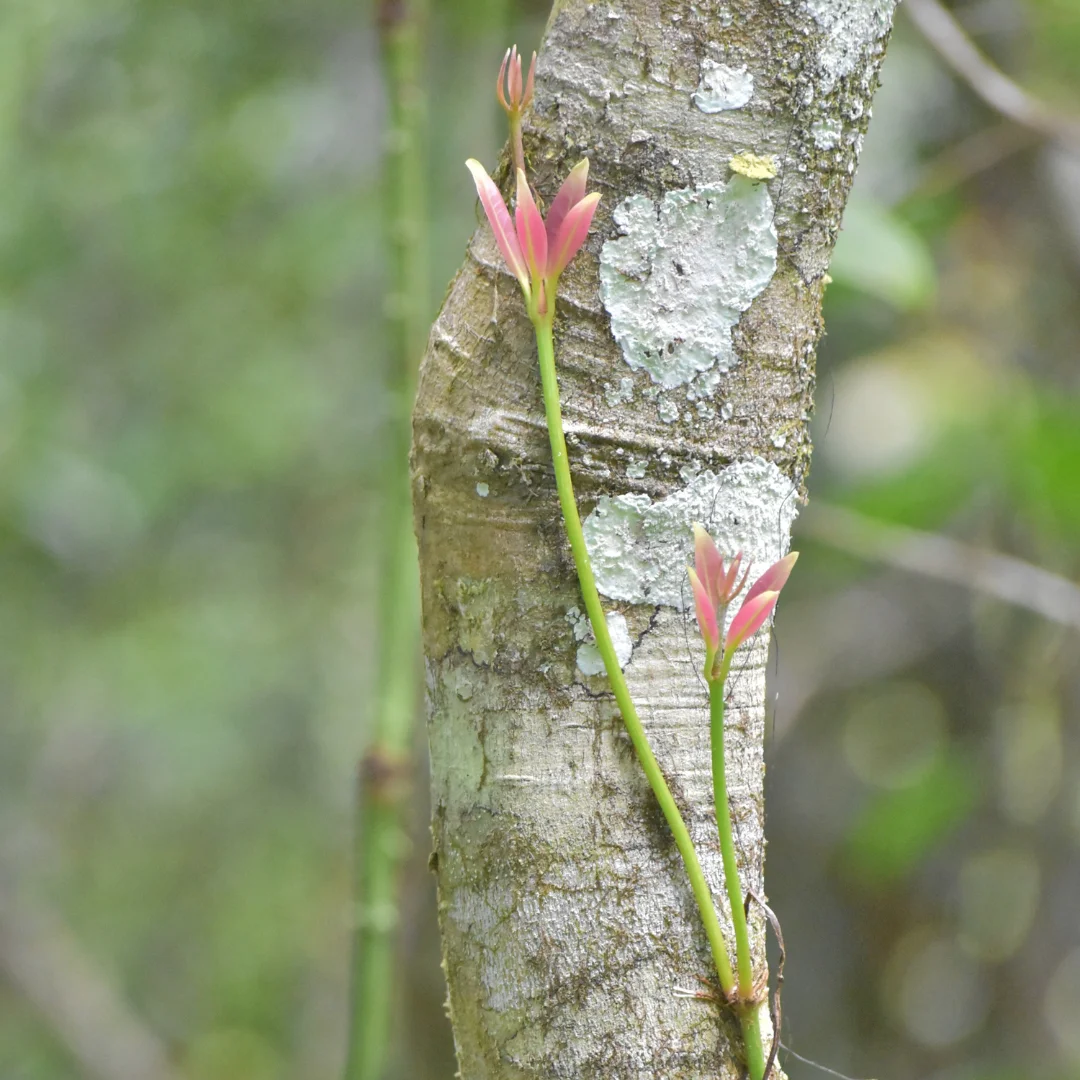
[412,2,897,1076]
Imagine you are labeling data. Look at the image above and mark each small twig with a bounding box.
[779,1042,878,1080]
[905,0,1080,146]
[800,502,1080,632]
[745,889,784,1080]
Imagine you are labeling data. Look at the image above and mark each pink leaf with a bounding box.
[545,159,590,248]
[688,567,720,652]
[692,523,724,605]
[720,552,748,604]
[508,45,522,106]
[514,168,548,282]
[725,590,779,653]
[496,47,511,112]
[547,191,601,279]
[743,551,799,607]
[466,159,530,295]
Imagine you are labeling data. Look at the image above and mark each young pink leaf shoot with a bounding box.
[693,523,726,605]
[496,47,511,112]
[545,158,589,246]
[464,157,600,322]
[497,45,535,117]
[725,552,799,654]
[689,524,748,617]
[508,46,522,106]
[687,525,798,675]
[465,158,531,297]
[688,567,720,654]
[743,551,798,608]
[547,190,601,280]
[515,168,548,287]
[725,590,780,653]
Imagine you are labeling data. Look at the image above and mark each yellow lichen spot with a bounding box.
[729,152,777,180]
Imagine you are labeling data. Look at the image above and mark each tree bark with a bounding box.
[412,2,897,1077]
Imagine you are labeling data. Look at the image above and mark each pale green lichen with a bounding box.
[599,178,777,390]
[427,660,488,800]
[576,611,633,675]
[693,59,754,113]
[445,577,500,664]
[811,117,844,150]
[804,0,897,92]
[581,457,798,608]
[687,367,722,401]
[604,376,634,407]
[657,397,680,424]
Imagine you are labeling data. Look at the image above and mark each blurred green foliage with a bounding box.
[774,5,1080,1075]
[844,754,981,885]
[830,197,938,310]
[0,1,412,1076]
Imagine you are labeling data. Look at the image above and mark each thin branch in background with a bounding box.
[799,502,1080,632]
[904,0,1080,147]
[902,119,1039,202]
[344,1,429,1078]
[0,883,186,1080]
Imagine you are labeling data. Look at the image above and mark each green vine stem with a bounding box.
[710,671,767,1080]
[533,314,737,998]
[344,1,428,1077]
[509,113,525,177]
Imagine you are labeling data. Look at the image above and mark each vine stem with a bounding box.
[509,115,526,177]
[710,671,767,1080]
[533,314,736,998]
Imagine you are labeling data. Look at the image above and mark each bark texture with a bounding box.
[412,2,896,1077]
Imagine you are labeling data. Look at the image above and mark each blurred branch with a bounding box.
[902,119,1038,201]
[801,502,1080,631]
[1047,142,1080,272]
[344,1,428,1078]
[905,0,1080,147]
[0,882,186,1080]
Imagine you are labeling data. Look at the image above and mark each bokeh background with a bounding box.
[1,1,1078,1078]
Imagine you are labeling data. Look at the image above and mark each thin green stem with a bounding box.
[509,115,525,177]
[533,315,735,996]
[709,674,753,995]
[710,671,767,1080]
[738,1001,767,1080]
[345,2,428,1077]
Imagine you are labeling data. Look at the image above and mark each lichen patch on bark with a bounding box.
[575,610,634,675]
[693,59,754,113]
[582,458,797,608]
[803,0,898,92]
[599,178,777,389]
